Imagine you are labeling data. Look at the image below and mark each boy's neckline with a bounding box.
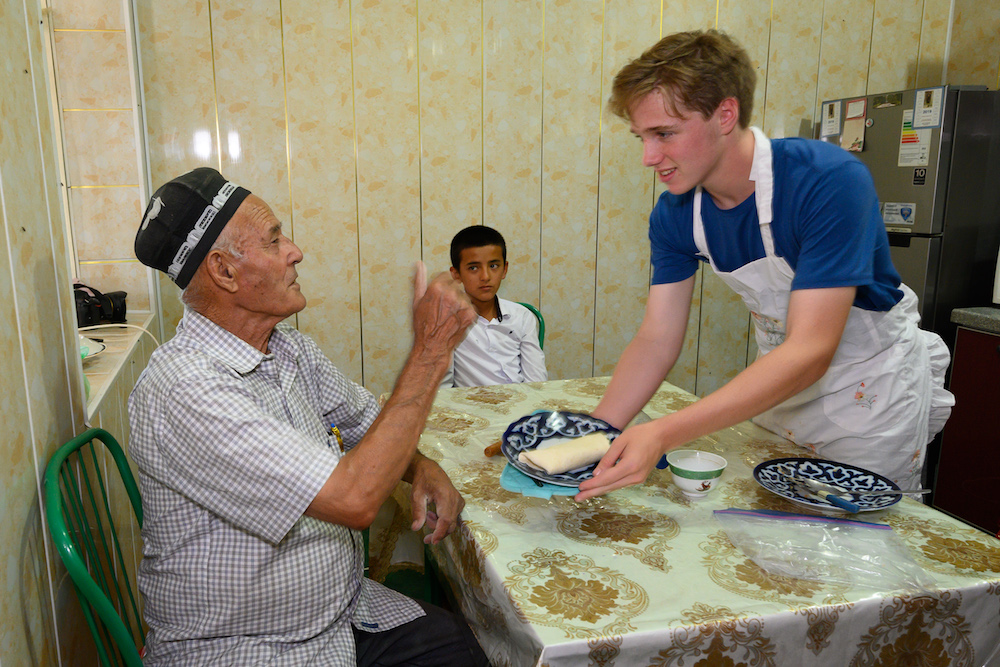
[474,295,504,322]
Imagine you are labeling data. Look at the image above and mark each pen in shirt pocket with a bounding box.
[329,422,344,451]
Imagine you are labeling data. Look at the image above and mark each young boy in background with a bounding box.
[441,225,548,388]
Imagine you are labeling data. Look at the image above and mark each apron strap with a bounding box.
[749,127,778,257]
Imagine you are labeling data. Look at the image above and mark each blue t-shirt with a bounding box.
[649,138,903,311]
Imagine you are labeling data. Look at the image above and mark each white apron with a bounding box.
[691,127,953,488]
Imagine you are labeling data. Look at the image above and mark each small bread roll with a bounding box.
[518,433,611,475]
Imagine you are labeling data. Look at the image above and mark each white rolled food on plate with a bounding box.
[517,432,612,475]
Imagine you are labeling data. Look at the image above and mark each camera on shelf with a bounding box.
[74,282,127,328]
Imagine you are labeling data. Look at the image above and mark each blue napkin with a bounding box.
[499,464,577,499]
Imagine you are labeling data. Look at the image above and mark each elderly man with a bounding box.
[129,168,488,665]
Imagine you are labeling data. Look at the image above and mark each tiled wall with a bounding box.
[132,0,1000,401]
[0,0,154,664]
[0,0,86,663]
[2,0,998,664]
[51,0,152,314]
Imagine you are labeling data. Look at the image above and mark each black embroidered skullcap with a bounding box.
[135,167,251,289]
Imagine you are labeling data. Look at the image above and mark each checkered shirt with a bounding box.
[128,308,422,665]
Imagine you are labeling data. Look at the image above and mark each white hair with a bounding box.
[180,221,245,308]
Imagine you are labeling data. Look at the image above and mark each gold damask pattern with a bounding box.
[700,531,849,602]
[422,408,489,447]
[648,605,779,666]
[505,548,648,637]
[448,385,527,415]
[562,377,610,399]
[644,391,697,414]
[884,514,1000,576]
[734,437,818,471]
[587,634,623,666]
[720,477,832,516]
[452,460,539,525]
[555,497,679,572]
[535,398,596,415]
[438,519,498,593]
[849,593,974,666]
[799,603,852,655]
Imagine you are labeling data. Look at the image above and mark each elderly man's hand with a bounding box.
[411,261,476,354]
[408,455,465,544]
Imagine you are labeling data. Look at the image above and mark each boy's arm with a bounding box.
[578,285,855,500]
[519,312,548,382]
[590,278,694,428]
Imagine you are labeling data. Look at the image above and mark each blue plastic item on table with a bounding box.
[499,463,577,499]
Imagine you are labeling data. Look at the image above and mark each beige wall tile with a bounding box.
[867,0,925,94]
[71,186,142,260]
[210,2,290,223]
[158,272,184,342]
[419,0,483,271]
[54,30,131,109]
[483,0,543,306]
[282,0,364,380]
[135,0,220,189]
[0,2,80,663]
[663,0,718,34]
[915,0,951,87]
[62,109,139,185]
[695,269,750,396]
[78,259,150,311]
[352,0,422,396]
[594,0,661,376]
[665,265,703,394]
[50,0,125,30]
[540,0,604,381]
[815,0,874,123]
[947,0,1000,87]
[761,0,823,137]
[718,0,771,129]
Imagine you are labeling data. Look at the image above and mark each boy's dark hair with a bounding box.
[450,225,507,269]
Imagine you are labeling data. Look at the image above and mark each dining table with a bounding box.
[409,376,1000,667]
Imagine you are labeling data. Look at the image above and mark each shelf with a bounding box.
[81,312,156,420]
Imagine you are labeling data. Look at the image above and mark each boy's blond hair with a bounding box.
[608,29,756,128]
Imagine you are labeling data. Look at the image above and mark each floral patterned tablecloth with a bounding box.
[419,377,1000,667]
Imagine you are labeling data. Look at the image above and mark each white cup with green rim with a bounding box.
[666,450,727,498]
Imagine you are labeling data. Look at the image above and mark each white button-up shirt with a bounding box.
[444,297,547,388]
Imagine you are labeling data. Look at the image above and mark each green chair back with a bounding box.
[518,302,545,349]
[43,428,145,667]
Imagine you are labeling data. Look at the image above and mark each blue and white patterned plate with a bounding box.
[754,458,902,512]
[502,411,620,487]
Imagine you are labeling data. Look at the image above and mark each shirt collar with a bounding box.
[179,307,294,374]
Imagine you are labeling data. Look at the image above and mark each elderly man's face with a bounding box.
[230,195,306,319]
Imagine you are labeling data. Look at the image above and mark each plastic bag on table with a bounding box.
[714,508,935,593]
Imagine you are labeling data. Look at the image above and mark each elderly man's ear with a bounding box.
[204,250,240,294]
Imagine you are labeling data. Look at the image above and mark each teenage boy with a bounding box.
[442,225,547,388]
[576,30,953,501]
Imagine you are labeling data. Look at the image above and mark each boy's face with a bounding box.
[450,245,508,307]
[629,89,728,196]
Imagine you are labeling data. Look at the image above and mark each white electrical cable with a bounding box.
[78,323,160,348]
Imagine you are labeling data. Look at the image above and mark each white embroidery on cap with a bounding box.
[166,181,239,281]
[140,196,163,231]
